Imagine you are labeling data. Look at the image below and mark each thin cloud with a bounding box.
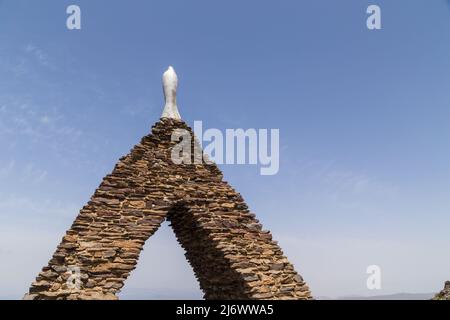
[0,43,55,78]
[0,160,15,178]
[0,94,82,143]
[24,44,50,68]
[0,161,47,184]
[39,115,51,124]
[0,193,79,223]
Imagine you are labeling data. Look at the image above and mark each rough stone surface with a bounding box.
[433,281,450,300]
[25,118,312,300]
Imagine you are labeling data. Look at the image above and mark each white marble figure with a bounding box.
[161,66,181,119]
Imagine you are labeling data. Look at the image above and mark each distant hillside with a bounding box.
[120,289,436,300]
[119,288,203,300]
[317,293,436,300]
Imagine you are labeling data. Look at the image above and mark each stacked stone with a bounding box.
[25,118,312,300]
[433,281,450,300]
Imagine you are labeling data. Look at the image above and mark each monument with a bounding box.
[24,67,312,300]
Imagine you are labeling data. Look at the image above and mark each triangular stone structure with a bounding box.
[25,68,312,300]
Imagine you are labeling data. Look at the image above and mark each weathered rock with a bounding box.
[433,281,450,300]
[270,263,285,271]
[102,250,117,258]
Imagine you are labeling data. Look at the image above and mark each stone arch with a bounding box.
[167,202,252,300]
[166,201,291,300]
[25,118,311,300]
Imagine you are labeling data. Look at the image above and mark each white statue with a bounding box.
[161,66,181,120]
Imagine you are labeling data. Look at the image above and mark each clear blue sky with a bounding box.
[1,0,450,299]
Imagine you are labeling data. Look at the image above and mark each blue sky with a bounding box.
[1,0,450,299]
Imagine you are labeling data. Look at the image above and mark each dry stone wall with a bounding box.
[25,118,312,300]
